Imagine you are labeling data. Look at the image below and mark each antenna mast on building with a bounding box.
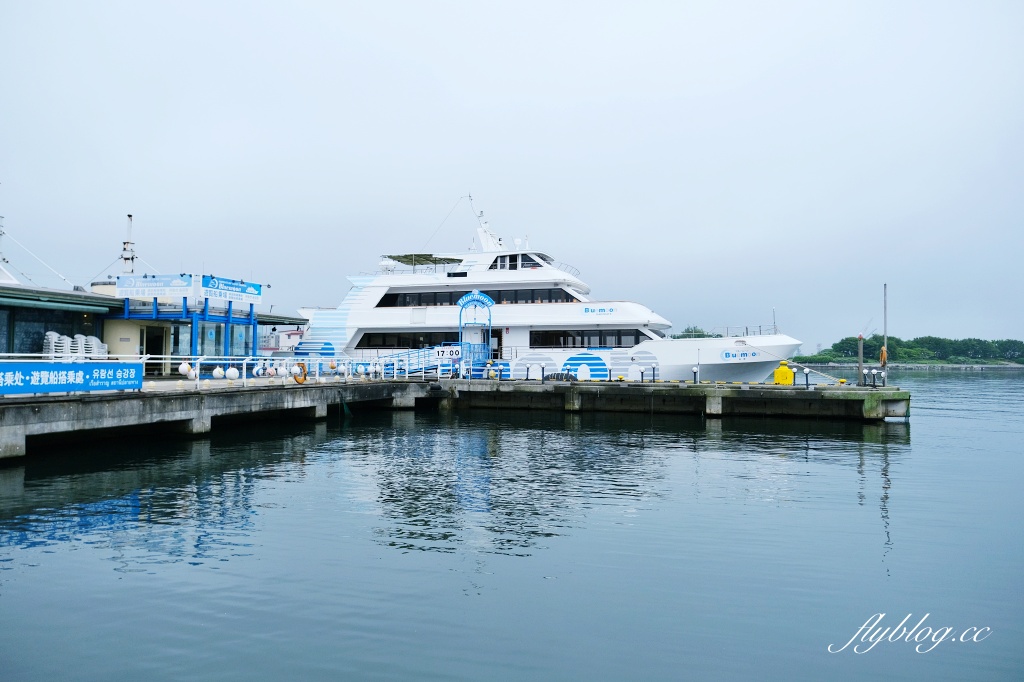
[121,214,136,275]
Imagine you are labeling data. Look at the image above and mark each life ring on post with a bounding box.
[294,362,308,384]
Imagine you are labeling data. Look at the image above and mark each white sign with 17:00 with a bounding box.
[434,346,461,360]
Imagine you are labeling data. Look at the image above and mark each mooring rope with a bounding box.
[739,339,846,384]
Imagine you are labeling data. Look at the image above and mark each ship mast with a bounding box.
[121,214,136,275]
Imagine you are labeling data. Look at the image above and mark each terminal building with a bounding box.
[0,218,304,374]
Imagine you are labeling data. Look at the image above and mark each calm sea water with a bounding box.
[1,371,1022,681]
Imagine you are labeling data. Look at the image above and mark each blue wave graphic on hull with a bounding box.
[562,354,609,380]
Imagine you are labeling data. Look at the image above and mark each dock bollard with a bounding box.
[541,363,546,384]
[804,367,810,388]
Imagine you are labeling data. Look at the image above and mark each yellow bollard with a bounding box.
[772,361,795,386]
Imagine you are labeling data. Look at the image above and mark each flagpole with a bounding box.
[883,283,888,369]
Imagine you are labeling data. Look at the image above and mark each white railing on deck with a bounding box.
[672,324,781,339]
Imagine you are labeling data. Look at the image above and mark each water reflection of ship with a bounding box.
[0,412,911,564]
[350,411,672,555]
[0,422,333,558]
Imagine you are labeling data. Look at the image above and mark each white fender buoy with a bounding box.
[226,367,239,381]
[178,362,191,376]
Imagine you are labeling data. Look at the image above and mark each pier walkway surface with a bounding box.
[0,377,910,459]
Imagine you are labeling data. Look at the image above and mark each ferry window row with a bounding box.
[376,288,579,307]
[355,331,460,349]
[529,329,648,348]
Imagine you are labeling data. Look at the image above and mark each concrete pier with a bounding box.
[0,380,441,459]
[0,378,910,459]
[439,380,910,422]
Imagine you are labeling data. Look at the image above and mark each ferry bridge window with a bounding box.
[521,254,540,268]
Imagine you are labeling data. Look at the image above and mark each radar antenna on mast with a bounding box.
[121,214,136,275]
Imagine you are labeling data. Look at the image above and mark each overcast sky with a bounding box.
[1,1,1021,351]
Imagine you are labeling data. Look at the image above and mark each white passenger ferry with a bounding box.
[296,224,801,382]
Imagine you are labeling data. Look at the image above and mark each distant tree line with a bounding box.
[794,334,1024,364]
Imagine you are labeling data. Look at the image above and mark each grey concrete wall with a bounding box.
[0,379,910,459]
[0,381,436,459]
[442,380,910,422]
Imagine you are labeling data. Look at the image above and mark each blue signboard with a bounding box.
[457,290,495,308]
[200,275,263,304]
[116,274,194,298]
[0,362,144,395]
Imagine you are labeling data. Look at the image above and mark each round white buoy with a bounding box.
[267,367,276,377]
[178,362,191,376]
[212,366,225,379]
[187,369,198,380]
[291,365,302,376]
[254,367,264,377]
[225,367,239,381]
[358,365,366,375]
